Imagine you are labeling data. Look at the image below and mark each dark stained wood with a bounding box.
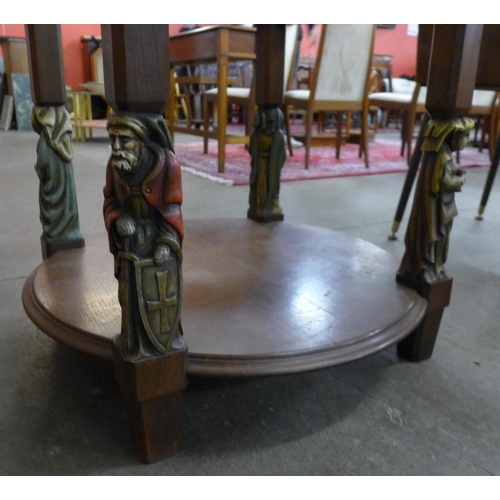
[394,24,485,362]
[415,24,433,85]
[476,131,500,219]
[392,25,500,235]
[127,392,183,463]
[101,24,170,113]
[396,275,452,361]
[425,25,483,119]
[254,25,285,106]
[23,219,427,377]
[98,23,183,462]
[113,345,187,463]
[169,25,255,65]
[475,25,500,90]
[25,25,66,105]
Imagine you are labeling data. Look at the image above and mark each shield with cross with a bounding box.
[135,256,181,354]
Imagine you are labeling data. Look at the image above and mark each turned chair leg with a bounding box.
[283,104,294,156]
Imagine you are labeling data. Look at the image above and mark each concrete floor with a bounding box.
[1,127,499,475]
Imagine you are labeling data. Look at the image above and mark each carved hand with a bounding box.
[115,214,136,236]
[153,243,170,265]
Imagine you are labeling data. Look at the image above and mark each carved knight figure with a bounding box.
[398,116,475,285]
[247,107,286,221]
[103,112,184,361]
[31,106,84,257]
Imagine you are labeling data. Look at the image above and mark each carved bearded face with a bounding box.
[108,126,144,172]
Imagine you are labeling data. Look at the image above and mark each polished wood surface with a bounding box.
[168,26,256,172]
[25,25,66,105]
[475,25,500,90]
[23,219,427,377]
[254,25,285,106]
[426,25,483,118]
[101,25,170,114]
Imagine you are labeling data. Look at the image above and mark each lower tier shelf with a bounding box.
[23,218,426,377]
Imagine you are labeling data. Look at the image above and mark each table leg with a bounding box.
[217,31,229,173]
[476,129,500,219]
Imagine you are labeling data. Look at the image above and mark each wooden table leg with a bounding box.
[389,112,430,240]
[25,24,85,260]
[396,274,452,361]
[101,24,187,463]
[217,30,229,173]
[476,129,500,219]
[396,25,483,362]
[113,343,187,462]
[247,25,286,222]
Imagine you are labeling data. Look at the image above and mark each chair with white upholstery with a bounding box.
[283,24,376,169]
[369,79,427,165]
[370,83,498,165]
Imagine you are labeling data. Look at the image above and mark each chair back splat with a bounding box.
[314,25,374,108]
[284,24,376,169]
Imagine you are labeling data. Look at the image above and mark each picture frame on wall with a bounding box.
[0,95,14,131]
[377,25,396,29]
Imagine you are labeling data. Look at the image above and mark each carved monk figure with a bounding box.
[103,112,184,361]
[398,117,475,284]
[31,106,84,256]
[248,107,286,221]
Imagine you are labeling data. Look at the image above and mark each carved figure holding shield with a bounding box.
[103,112,184,361]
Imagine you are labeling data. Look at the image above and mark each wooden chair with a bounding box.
[283,24,375,170]
[203,24,300,155]
[368,79,427,164]
[369,83,498,164]
[69,90,109,142]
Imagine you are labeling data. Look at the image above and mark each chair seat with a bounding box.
[369,87,427,112]
[390,78,417,94]
[370,88,495,115]
[470,89,497,115]
[284,89,310,102]
[205,87,251,99]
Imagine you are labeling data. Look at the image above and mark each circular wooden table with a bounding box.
[23,219,427,377]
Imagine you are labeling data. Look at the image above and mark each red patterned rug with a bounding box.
[174,133,492,186]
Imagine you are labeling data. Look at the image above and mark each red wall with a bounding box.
[299,24,418,79]
[1,24,418,89]
[1,24,103,89]
[373,24,418,78]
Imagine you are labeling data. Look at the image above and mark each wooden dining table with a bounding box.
[167,25,256,173]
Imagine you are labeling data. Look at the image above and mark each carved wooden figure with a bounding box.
[396,119,474,361]
[247,107,286,221]
[247,25,286,223]
[397,117,474,285]
[101,24,187,463]
[31,106,85,259]
[103,112,184,360]
[25,24,85,259]
[395,25,482,362]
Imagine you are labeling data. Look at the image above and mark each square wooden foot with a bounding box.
[41,235,85,260]
[127,391,183,463]
[247,209,284,222]
[396,274,453,362]
[113,343,188,463]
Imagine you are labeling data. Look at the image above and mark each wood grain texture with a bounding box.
[425,25,483,118]
[25,25,66,105]
[101,24,169,113]
[23,219,427,377]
